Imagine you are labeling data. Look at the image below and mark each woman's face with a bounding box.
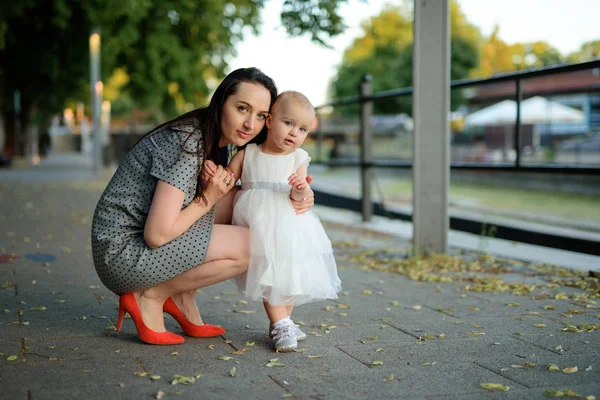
[219,82,272,147]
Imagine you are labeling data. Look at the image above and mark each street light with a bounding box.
[90,29,101,173]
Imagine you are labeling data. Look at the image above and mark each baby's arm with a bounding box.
[203,149,245,184]
[288,163,312,201]
[225,149,245,183]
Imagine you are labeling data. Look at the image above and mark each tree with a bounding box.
[475,27,565,77]
[0,0,348,156]
[329,0,480,115]
[567,40,600,63]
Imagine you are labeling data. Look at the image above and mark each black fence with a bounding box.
[310,60,600,256]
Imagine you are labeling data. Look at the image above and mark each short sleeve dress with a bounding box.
[91,117,216,294]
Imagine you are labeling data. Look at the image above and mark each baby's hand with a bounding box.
[288,173,308,191]
[203,160,218,181]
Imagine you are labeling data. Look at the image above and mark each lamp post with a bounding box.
[90,29,101,172]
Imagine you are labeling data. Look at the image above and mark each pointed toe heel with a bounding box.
[163,297,226,337]
[117,293,184,345]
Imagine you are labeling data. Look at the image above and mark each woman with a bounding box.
[91,68,314,344]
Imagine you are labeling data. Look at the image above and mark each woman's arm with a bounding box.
[144,165,234,249]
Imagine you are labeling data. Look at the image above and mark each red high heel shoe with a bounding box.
[116,293,185,345]
[163,297,226,337]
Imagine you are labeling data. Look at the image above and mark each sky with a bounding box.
[226,0,600,107]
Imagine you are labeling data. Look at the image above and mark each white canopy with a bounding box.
[465,96,585,127]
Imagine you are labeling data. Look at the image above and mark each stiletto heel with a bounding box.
[116,305,125,332]
[117,293,185,345]
[163,297,226,337]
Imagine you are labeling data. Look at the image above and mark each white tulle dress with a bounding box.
[232,144,341,306]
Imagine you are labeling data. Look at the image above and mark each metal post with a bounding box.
[515,79,522,167]
[412,0,450,254]
[360,74,373,222]
[90,29,102,173]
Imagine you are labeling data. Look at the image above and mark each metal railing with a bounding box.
[313,59,600,174]
[310,60,600,256]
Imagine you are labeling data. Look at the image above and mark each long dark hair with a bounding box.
[148,67,277,203]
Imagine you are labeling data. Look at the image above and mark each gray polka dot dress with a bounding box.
[91,117,215,294]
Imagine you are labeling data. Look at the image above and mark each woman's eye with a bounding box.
[238,106,248,113]
[257,113,267,120]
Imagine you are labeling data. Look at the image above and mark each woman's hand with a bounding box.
[205,165,235,205]
[290,175,314,215]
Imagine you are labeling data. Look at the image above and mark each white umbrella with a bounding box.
[465,96,585,127]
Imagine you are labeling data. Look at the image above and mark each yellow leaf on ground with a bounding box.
[480,383,509,392]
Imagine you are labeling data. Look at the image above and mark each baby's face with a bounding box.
[266,99,315,153]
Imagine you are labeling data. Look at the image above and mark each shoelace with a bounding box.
[271,325,293,341]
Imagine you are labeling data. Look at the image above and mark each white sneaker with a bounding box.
[293,324,307,341]
[269,321,306,341]
[271,320,297,352]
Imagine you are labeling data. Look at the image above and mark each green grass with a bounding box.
[378,180,600,223]
[311,167,600,226]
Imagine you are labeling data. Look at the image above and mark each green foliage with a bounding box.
[281,0,349,47]
[330,1,480,115]
[0,0,346,154]
[567,40,600,63]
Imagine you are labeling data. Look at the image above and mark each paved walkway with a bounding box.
[0,154,599,399]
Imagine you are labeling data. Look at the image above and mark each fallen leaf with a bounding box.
[229,367,236,377]
[562,366,578,374]
[265,361,285,367]
[207,345,216,350]
[171,375,196,385]
[480,383,509,392]
[306,355,322,359]
[30,306,47,311]
[6,355,18,361]
[371,361,383,366]
[244,342,255,347]
[547,363,560,372]
[218,356,233,361]
[383,374,394,382]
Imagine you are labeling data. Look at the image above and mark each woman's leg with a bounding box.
[137,223,249,332]
[167,187,241,324]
